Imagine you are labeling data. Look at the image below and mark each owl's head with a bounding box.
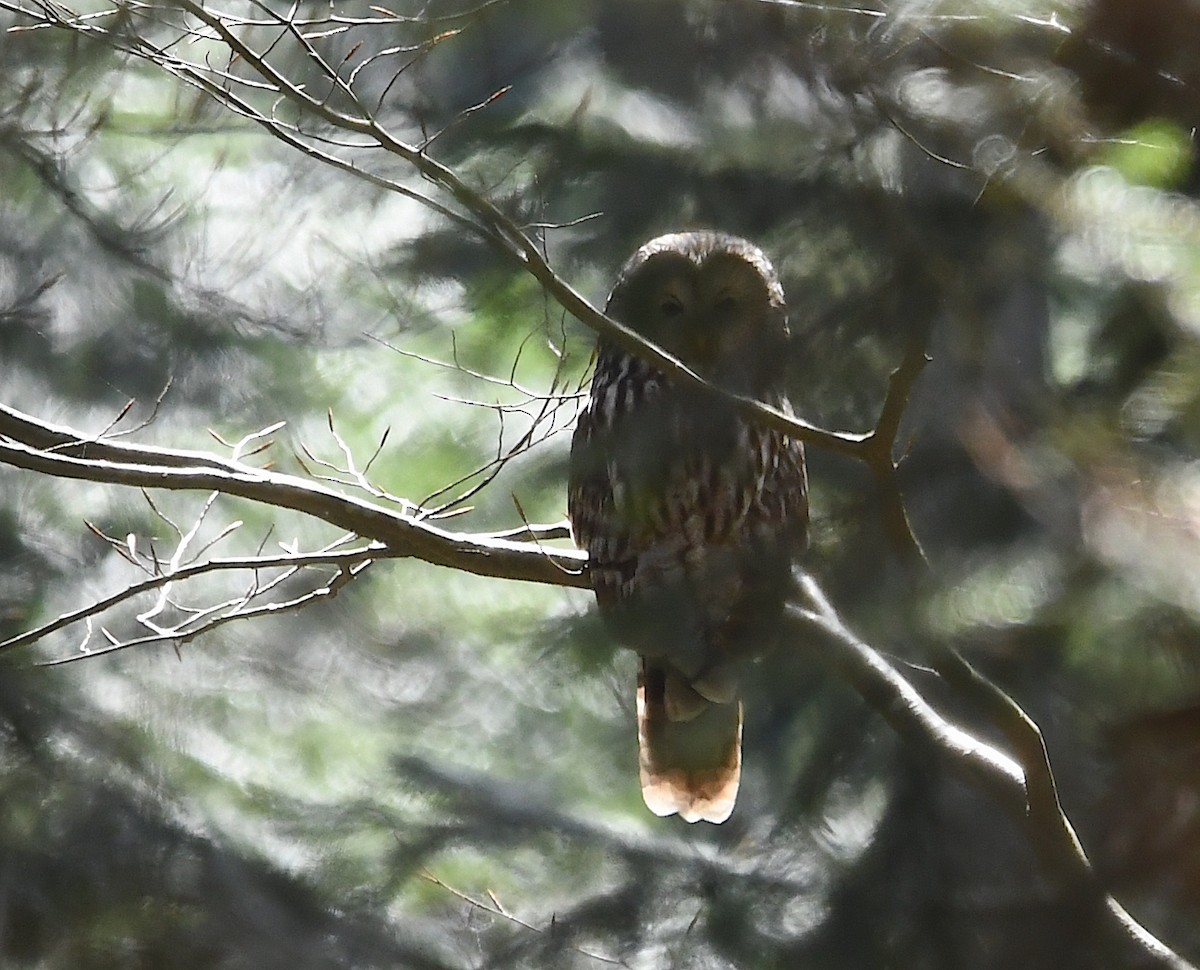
[605,232,788,392]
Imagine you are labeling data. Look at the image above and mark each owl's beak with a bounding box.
[690,325,720,367]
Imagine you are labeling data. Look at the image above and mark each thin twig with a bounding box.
[421,870,629,968]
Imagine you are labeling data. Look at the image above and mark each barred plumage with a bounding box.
[568,232,808,823]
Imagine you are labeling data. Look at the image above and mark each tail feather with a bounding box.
[637,660,742,823]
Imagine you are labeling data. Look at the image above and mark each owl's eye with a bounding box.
[660,296,686,318]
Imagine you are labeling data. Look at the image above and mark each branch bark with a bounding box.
[1,401,1190,966]
[2,0,930,566]
[0,404,587,589]
[791,573,1194,970]
[0,1,887,452]
[5,6,1181,965]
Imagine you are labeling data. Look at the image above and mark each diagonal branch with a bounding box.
[790,571,1195,970]
[0,0,880,456]
[420,870,629,969]
[2,2,930,565]
[41,555,373,666]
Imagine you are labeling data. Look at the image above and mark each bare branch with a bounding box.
[42,556,373,666]
[858,332,930,566]
[3,0,878,457]
[0,404,587,589]
[0,544,384,656]
[790,572,1195,970]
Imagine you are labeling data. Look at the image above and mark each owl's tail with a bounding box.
[636,659,742,824]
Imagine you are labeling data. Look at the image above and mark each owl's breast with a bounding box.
[577,355,790,557]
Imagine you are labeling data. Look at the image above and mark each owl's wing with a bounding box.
[568,360,681,610]
[765,395,810,552]
[568,393,627,610]
[781,438,810,549]
[566,398,599,546]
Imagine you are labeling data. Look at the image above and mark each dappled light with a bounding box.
[1,0,1200,967]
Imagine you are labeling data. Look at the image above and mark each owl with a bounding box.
[568,232,808,823]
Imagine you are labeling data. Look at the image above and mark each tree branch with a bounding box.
[0,543,386,658]
[0,418,1188,964]
[0,404,587,589]
[0,0,881,457]
[790,572,1195,970]
[860,335,929,567]
[2,0,931,569]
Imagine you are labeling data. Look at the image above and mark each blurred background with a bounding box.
[2,0,1199,966]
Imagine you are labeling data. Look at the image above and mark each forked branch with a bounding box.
[3,0,920,465]
[0,402,1189,966]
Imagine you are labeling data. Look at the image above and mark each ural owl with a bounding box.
[568,232,808,823]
